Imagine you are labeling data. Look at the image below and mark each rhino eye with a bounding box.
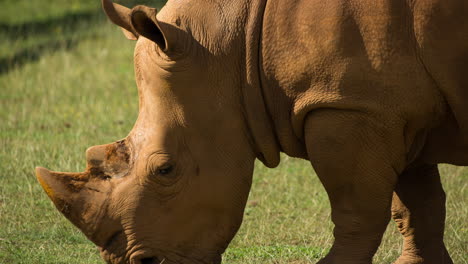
[157,165,173,175]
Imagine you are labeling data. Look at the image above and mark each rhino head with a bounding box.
[36,0,280,263]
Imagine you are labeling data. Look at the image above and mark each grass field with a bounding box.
[0,1,466,263]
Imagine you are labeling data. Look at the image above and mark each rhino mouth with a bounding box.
[132,254,166,264]
[102,230,124,251]
[139,257,162,264]
[99,230,132,264]
[100,231,162,264]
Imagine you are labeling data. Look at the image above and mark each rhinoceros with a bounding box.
[36,0,466,263]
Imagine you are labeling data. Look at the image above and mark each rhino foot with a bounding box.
[393,251,454,264]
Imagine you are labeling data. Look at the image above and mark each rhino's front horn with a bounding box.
[35,167,89,217]
[36,166,113,241]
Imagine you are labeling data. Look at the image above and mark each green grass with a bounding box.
[0,1,467,263]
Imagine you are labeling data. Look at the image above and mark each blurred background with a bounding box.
[0,0,466,263]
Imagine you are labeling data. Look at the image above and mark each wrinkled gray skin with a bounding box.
[36,0,467,263]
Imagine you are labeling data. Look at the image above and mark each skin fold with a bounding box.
[36,0,467,263]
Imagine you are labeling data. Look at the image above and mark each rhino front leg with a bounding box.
[304,110,404,264]
[392,164,453,264]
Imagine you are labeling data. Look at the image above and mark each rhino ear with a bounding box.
[130,5,169,51]
[102,0,139,40]
[120,27,138,41]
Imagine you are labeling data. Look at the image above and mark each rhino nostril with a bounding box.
[140,257,161,264]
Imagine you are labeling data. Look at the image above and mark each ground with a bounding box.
[0,0,466,263]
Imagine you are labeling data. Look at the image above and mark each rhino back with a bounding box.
[259,0,463,162]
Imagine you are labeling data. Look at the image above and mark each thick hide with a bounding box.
[36,0,467,263]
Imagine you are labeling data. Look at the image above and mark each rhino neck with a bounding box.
[159,0,281,167]
[256,0,320,159]
[241,0,281,168]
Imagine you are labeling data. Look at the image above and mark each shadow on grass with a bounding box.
[0,0,165,38]
[0,9,102,75]
[0,0,167,75]
[0,38,81,74]
[0,11,103,39]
